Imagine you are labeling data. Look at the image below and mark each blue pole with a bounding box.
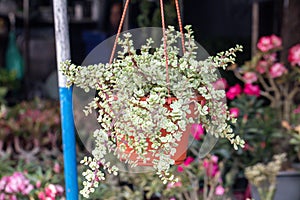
[59,87,78,199]
[53,0,79,199]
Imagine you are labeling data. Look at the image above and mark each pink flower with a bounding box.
[0,177,7,191]
[269,63,287,78]
[0,172,34,196]
[167,181,182,189]
[45,184,57,198]
[229,108,239,118]
[226,84,242,100]
[243,142,254,151]
[0,193,5,200]
[243,143,250,151]
[1,172,33,195]
[294,105,300,114]
[257,36,272,52]
[36,180,41,188]
[256,60,269,74]
[257,35,282,52]
[9,195,17,200]
[184,156,194,166]
[174,182,182,187]
[38,191,46,200]
[244,84,260,97]
[288,44,300,66]
[203,159,209,168]
[270,35,282,48]
[213,78,228,90]
[243,72,257,83]
[4,179,18,193]
[177,157,195,172]
[38,185,63,200]
[215,185,225,196]
[55,185,64,195]
[203,155,219,178]
[53,163,61,174]
[177,165,184,173]
[263,53,277,62]
[22,184,34,195]
[191,124,204,140]
[211,155,218,163]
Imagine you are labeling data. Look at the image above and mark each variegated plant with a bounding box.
[61,26,244,198]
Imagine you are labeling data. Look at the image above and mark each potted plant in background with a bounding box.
[245,153,287,200]
[229,35,300,200]
[211,79,277,199]
[0,96,65,199]
[213,85,274,199]
[61,26,245,198]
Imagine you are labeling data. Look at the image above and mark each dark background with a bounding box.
[0,0,299,100]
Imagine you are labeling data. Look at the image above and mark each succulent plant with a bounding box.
[61,25,244,198]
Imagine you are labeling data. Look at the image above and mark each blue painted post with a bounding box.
[53,0,79,199]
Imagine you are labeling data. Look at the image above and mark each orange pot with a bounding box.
[117,96,205,166]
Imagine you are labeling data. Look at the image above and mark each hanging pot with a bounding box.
[117,95,205,166]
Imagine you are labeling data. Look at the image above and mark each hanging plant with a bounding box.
[61,25,244,198]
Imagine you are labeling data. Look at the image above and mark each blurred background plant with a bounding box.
[210,79,277,195]
[0,156,65,200]
[245,153,287,200]
[0,96,65,199]
[215,34,300,200]
[0,98,61,162]
[228,35,300,166]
